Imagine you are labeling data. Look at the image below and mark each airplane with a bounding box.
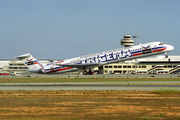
[17,41,174,75]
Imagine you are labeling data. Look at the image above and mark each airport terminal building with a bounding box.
[103,56,180,74]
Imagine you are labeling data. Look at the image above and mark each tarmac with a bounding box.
[0,81,179,91]
[1,74,180,78]
[0,74,180,91]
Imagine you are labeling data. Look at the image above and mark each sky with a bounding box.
[0,0,180,59]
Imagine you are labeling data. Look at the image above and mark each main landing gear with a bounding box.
[83,69,93,75]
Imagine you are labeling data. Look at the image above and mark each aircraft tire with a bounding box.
[83,71,87,75]
[88,71,93,75]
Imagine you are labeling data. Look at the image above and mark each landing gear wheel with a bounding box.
[165,52,168,58]
[83,71,87,75]
[88,71,93,75]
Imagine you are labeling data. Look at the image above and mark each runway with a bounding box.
[1,74,180,78]
[0,83,180,91]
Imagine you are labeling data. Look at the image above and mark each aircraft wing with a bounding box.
[58,63,100,69]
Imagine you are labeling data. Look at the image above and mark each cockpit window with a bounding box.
[159,42,164,45]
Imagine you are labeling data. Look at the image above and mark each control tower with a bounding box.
[120,35,134,47]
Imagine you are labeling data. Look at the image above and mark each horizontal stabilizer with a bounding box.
[17,53,31,60]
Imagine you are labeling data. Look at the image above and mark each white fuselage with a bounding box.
[18,41,173,74]
[43,41,174,74]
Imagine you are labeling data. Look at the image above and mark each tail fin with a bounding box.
[17,53,45,73]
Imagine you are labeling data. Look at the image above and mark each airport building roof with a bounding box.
[137,56,180,62]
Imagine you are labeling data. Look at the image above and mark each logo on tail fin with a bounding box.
[26,58,34,65]
[141,44,152,54]
[142,45,150,50]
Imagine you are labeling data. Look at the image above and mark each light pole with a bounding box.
[132,36,139,74]
[132,36,139,45]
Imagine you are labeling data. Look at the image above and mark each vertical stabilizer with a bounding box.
[17,53,45,73]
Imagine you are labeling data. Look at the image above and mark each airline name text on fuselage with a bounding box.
[67,44,166,65]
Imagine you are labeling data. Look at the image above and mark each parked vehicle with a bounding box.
[11,72,21,76]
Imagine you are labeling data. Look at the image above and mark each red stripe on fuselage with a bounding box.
[34,62,47,72]
[48,67,73,73]
[133,53,142,56]
[152,48,166,52]
[55,60,64,64]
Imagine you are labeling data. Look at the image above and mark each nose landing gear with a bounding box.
[165,52,168,58]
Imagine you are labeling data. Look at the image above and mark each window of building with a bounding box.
[118,66,122,68]
[168,65,172,68]
[142,66,146,68]
[19,67,29,69]
[105,66,108,68]
[173,65,177,67]
[114,66,117,68]
[109,66,112,68]
[139,66,141,68]
[123,66,127,68]
[9,67,18,69]
[133,66,137,68]
[24,67,28,69]
[18,64,24,66]
[114,70,122,74]
[128,66,131,68]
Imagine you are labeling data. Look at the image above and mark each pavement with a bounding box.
[0,82,179,91]
[1,74,180,91]
[1,74,180,78]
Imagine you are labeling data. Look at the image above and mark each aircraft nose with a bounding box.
[169,45,174,51]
